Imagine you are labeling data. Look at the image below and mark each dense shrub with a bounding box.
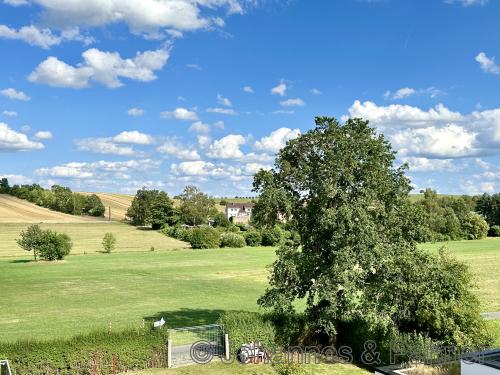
[84,194,106,216]
[213,212,231,227]
[38,232,72,261]
[0,328,169,375]
[461,212,489,240]
[162,225,192,242]
[261,226,284,246]
[102,233,116,253]
[220,232,246,248]
[244,230,262,246]
[188,226,220,249]
[17,225,72,261]
[274,362,306,375]
[490,225,500,237]
[217,311,276,355]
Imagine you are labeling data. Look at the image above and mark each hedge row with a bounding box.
[0,328,169,375]
[161,224,297,249]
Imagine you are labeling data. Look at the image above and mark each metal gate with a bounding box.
[168,324,225,368]
[0,360,11,375]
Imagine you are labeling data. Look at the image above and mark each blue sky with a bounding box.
[1,0,499,196]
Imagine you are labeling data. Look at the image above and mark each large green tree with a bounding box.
[126,188,176,228]
[257,117,488,349]
[179,185,217,226]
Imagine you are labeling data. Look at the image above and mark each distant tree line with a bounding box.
[0,178,105,217]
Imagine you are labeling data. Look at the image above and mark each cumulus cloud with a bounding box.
[33,131,53,140]
[36,159,161,179]
[476,52,500,75]
[157,138,201,160]
[3,0,29,6]
[189,121,210,134]
[7,0,252,37]
[384,87,416,100]
[186,63,202,70]
[254,127,301,153]
[113,130,154,145]
[28,47,169,88]
[445,0,488,6]
[2,111,17,117]
[75,138,136,156]
[217,94,232,107]
[0,25,92,49]
[0,122,44,151]
[0,173,31,185]
[127,107,144,116]
[403,157,458,172]
[271,81,287,96]
[243,86,254,93]
[161,107,199,121]
[280,98,304,107]
[207,134,246,159]
[1,88,30,101]
[206,107,237,115]
[310,88,322,95]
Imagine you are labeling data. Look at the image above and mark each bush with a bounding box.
[17,225,72,261]
[220,232,246,248]
[213,212,231,227]
[84,194,106,217]
[102,233,116,253]
[261,226,284,246]
[162,225,192,242]
[217,311,276,355]
[188,226,220,249]
[461,212,489,240]
[0,328,169,375]
[274,362,306,375]
[244,230,262,246]
[490,225,500,237]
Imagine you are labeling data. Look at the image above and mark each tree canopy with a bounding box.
[179,185,217,226]
[256,117,489,349]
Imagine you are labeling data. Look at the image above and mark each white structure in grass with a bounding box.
[153,317,165,328]
[225,202,254,223]
[0,360,12,375]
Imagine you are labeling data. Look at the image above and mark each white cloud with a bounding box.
[254,127,301,153]
[445,0,488,6]
[206,107,237,115]
[280,98,304,107]
[403,157,458,172]
[207,134,246,159]
[217,94,232,107]
[28,47,169,88]
[0,174,31,185]
[197,135,211,148]
[113,130,154,145]
[1,88,30,101]
[345,100,463,128]
[186,63,202,70]
[475,52,500,75]
[36,159,161,179]
[310,88,322,95]
[10,0,252,37]
[0,25,92,49]
[243,86,254,93]
[33,131,53,140]
[161,107,199,121]
[272,110,294,115]
[3,0,28,6]
[271,81,287,96]
[0,122,44,151]
[384,87,416,100]
[2,111,17,117]
[213,120,224,130]
[127,107,144,116]
[157,138,200,160]
[189,121,210,134]
[75,138,136,156]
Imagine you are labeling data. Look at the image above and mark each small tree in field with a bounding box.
[102,233,116,253]
[17,224,44,261]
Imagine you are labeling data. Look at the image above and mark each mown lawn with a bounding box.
[122,361,369,375]
[0,233,498,344]
[0,222,187,258]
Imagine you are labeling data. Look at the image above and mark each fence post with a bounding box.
[224,334,230,360]
[167,339,172,368]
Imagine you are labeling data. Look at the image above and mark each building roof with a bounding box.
[226,202,255,209]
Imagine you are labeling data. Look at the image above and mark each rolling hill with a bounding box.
[81,192,134,221]
[0,194,101,223]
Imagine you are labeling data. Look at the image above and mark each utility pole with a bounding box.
[108,206,111,222]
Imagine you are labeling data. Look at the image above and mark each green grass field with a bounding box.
[0,222,188,258]
[0,222,498,345]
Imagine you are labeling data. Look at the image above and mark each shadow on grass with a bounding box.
[144,308,243,328]
[9,259,33,264]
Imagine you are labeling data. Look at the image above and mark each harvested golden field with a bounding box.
[81,192,134,221]
[0,194,99,223]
